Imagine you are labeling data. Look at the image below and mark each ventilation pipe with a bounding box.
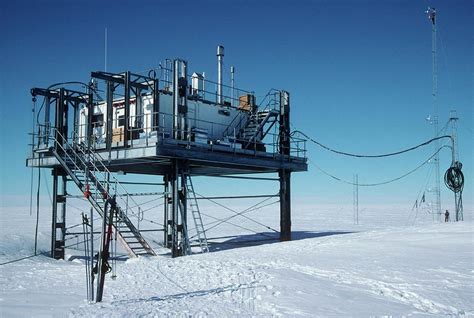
[230,66,235,107]
[217,45,224,104]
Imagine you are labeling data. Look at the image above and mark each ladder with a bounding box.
[185,176,209,253]
[51,130,155,257]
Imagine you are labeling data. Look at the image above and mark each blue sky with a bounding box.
[0,0,472,211]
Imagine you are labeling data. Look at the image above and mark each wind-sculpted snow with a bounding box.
[1,206,473,317]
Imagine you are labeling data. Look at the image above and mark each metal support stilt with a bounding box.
[279,169,291,241]
[279,90,292,241]
[171,161,180,257]
[164,175,171,248]
[51,168,67,259]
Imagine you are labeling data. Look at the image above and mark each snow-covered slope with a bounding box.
[1,204,473,317]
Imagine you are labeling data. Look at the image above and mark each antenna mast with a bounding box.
[426,7,441,221]
[353,174,359,225]
[105,28,108,72]
[449,110,463,221]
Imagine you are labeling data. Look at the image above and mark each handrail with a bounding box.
[243,110,279,148]
[258,89,279,109]
[80,142,143,218]
[222,111,248,137]
[51,128,155,256]
[55,129,143,220]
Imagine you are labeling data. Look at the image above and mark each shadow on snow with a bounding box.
[206,230,355,252]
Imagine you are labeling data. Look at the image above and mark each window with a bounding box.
[92,114,104,127]
[118,115,125,127]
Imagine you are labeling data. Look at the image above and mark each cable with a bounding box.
[34,167,41,255]
[0,252,49,266]
[444,163,464,193]
[203,200,280,230]
[196,193,279,234]
[198,211,275,239]
[34,81,102,124]
[42,171,53,205]
[292,130,452,158]
[29,97,36,216]
[309,145,451,187]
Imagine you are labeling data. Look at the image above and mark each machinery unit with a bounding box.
[27,45,308,264]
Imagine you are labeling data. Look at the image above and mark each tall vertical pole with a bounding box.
[87,87,94,149]
[279,91,291,241]
[51,169,59,258]
[50,168,66,260]
[43,96,50,145]
[171,160,179,257]
[356,174,359,225]
[353,174,359,225]
[279,170,291,241]
[152,78,159,131]
[230,66,235,107]
[172,60,188,140]
[106,81,114,153]
[217,46,224,105]
[89,207,94,301]
[180,170,189,255]
[124,72,131,148]
[173,60,180,139]
[449,111,463,221]
[163,175,170,247]
[426,7,441,221]
[104,28,107,72]
[60,174,67,254]
[353,175,355,224]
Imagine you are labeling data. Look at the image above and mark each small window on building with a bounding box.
[92,114,104,127]
[118,115,125,127]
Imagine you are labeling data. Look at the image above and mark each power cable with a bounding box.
[29,97,36,216]
[292,130,452,158]
[309,145,451,187]
[0,252,49,266]
[34,165,41,256]
[444,164,464,193]
[42,171,53,205]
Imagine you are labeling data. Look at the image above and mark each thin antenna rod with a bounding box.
[105,28,108,72]
[353,174,359,225]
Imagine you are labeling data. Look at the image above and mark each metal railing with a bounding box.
[32,106,307,163]
[51,129,145,227]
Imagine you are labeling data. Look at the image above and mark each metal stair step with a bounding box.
[52,140,156,257]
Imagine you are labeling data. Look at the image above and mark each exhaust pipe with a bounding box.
[230,66,235,107]
[217,45,224,104]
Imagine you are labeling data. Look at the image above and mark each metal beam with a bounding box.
[106,81,114,152]
[31,88,59,98]
[198,174,279,181]
[196,194,279,200]
[91,71,150,90]
[124,71,130,148]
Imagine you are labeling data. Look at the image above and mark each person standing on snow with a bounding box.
[445,210,450,222]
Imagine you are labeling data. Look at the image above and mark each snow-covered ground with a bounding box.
[1,202,473,317]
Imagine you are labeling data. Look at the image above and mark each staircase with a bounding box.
[238,109,278,149]
[185,176,209,253]
[51,130,155,257]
